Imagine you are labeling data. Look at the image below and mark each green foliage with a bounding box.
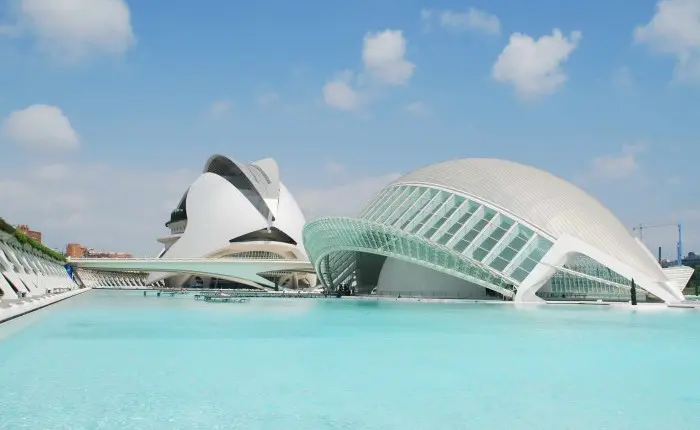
[689,265,700,295]
[0,217,15,235]
[0,216,65,262]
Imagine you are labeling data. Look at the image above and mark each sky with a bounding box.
[0,0,698,259]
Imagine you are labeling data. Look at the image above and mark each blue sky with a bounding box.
[0,0,698,257]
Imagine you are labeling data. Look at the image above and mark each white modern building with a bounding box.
[76,269,155,289]
[147,154,315,290]
[0,233,78,299]
[303,158,693,303]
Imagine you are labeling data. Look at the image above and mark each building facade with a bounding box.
[16,225,41,243]
[66,243,86,259]
[0,232,78,299]
[66,243,132,259]
[146,154,314,290]
[303,158,690,303]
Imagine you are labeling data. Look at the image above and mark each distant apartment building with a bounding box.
[16,224,42,243]
[86,251,133,259]
[65,243,132,259]
[66,243,87,258]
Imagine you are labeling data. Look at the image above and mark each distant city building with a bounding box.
[682,252,700,267]
[16,224,41,243]
[86,251,133,259]
[66,243,132,259]
[66,243,87,259]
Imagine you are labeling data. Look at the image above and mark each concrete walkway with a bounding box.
[0,288,91,324]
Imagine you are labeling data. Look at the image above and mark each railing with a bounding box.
[537,292,650,302]
[373,290,509,300]
[71,257,310,263]
[193,290,326,299]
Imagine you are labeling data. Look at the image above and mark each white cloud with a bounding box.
[588,143,646,180]
[35,163,71,181]
[209,99,233,119]
[295,170,402,219]
[634,0,700,82]
[440,9,501,35]
[492,29,581,98]
[257,91,280,107]
[17,0,135,60]
[323,30,414,111]
[420,9,433,32]
[362,30,415,86]
[323,71,363,111]
[0,162,198,254]
[421,8,500,35]
[2,104,80,151]
[405,101,429,116]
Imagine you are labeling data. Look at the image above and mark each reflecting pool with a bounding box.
[1,290,699,429]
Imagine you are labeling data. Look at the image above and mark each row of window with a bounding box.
[305,219,516,293]
[358,185,553,283]
[547,270,633,298]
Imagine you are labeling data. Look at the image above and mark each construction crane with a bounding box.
[631,222,683,266]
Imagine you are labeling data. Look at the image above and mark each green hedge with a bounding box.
[0,217,65,262]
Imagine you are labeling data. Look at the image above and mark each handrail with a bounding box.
[69,257,313,265]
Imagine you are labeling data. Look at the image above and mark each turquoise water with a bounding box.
[1,291,700,429]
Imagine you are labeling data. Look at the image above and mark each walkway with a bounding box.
[69,257,314,288]
[0,288,90,324]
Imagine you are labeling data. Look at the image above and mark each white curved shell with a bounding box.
[164,172,269,258]
[395,158,663,280]
[305,157,685,303]
[204,154,280,204]
[272,182,307,254]
[148,155,309,287]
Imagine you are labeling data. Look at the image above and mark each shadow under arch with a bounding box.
[204,154,274,221]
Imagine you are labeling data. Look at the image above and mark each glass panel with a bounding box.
[437,203,479,245]
[457,210,495,251]
[489,256,510,272]
[394,188,433,229]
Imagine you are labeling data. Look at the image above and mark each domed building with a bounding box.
[302,158,689,303]
[148,154,315,290]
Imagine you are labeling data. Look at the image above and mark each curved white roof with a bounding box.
[203,155,280,202]
[394,158,663,279]
[148,154,308,285]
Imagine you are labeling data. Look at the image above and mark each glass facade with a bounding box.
[304,184,557,296]
[541,253,638,301]
[303,184,642,300]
